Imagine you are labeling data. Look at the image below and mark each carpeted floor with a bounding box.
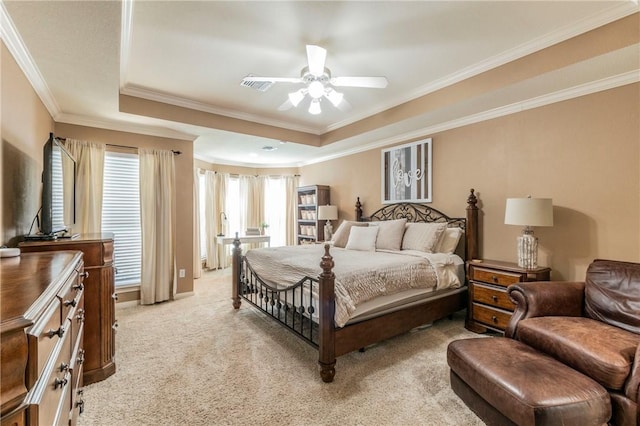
[78,269,485,426]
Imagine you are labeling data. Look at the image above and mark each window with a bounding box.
[102,151,141,286]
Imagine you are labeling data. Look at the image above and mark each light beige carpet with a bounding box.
[78,269,485,426]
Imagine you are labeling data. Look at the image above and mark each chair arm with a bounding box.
[505,281,585,338]
[625,343,639,403]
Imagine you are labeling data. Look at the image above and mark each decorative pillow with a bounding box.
[401,222,448,253]
[345,226,379,251]
[435,227,464,254]
[331,221,368,248]
[369,218,407,251]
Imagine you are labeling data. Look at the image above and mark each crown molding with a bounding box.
[119,84,323,136]
[324,2,640,134]
[56,112,195,141]
[0,1,61,118]
[301,70,639,167]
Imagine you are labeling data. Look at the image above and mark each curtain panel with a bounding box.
[65,139,105,234]
[139,148,176,304]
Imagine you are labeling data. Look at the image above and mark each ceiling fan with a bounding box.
[240,45,388,115]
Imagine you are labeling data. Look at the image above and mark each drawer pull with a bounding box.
[59,362,70,373]
[54,376,68,389]
[64,298,77,308]
[73,282,84,291]
[491,315,498,323]
[76,392,85,414]
[112,321,119,330]
[492,275,498,282]
[76,308,85,322]
[81,271,89,279]
[77,349,85,365]
[112,293,119,301]
[491,295,498,302]
[47,326,65,339]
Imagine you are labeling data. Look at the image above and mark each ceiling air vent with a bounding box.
[240,75,274,92]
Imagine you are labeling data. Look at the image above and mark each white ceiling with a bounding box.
[2,1,639,167]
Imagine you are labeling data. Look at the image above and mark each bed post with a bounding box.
[318,244,336,383]
[232,233,242,309]
[466,188,479,261]
[355,197,363,221]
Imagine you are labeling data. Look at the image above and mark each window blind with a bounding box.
[102,151,141,286]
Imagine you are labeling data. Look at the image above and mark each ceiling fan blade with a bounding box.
[242,76,303,83]
[306,45,327,76]
[330,76,388,88]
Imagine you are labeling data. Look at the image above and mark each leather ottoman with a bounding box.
[447,337,611,426]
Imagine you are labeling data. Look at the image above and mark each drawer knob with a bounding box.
[492,275,498,282]
[81,271,89,279]
[491,316,498,323]
[112,321,119,330]
[59,362,70,373]
[76,398,85,414]
[73,282,84,291]
[47,326,65,339]
[77,349,85,365]
[64,298,77,308]
[54,376,68,389]
[492,295,498,302]
[76,308,85,322]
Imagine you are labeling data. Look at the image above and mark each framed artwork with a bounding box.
[381,138,432,204]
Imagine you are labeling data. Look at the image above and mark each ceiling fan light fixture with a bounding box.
[288,89,306,107]
[325,88,344,107]
[307,81,325,99]
[309,99,322,115]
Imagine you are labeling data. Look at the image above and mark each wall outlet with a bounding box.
[179,269,185,278]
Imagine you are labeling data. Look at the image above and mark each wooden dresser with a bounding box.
[20,234,116,385]
[1,251,86,426]
[466,259,551,334]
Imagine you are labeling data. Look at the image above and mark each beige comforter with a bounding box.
[244,244,461,327]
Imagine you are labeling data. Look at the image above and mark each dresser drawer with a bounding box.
[58,271,82,325]
[470,267,522,287]
[472,283,515,311]
[471,303,512,330]
[26,300,63,387]
[26,319,72,426]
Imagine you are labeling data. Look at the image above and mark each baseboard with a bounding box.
[115,300,139,310]
[175,291,194,300]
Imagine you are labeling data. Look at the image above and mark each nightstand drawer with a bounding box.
[472,303,512,330]
[472,283,515,311]
[471,267,522,287]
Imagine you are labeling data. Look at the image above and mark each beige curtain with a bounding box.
[239,175,266,251]
[204,171,228,269]
[65,139,105,234]
[193,167,202,279]
[139,148,175,304]
[285,175,299,246]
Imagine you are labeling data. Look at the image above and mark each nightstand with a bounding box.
[466,259,551,334]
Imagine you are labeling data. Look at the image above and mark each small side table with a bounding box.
[466,259,551,334]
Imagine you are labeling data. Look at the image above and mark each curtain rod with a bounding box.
[55,136,181,155]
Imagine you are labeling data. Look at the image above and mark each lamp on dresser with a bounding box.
[317,205,338,242]
[504,196,553,269]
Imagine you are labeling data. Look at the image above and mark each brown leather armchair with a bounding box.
[506,259,640,426]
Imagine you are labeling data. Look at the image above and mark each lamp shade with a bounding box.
[317,205,338,221]
[505,197,553,227]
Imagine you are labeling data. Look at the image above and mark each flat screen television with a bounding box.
[40,133,76,236]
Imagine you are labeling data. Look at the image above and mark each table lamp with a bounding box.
[317,205,338,241]
[504,196,553,269]
[217,212,227,237]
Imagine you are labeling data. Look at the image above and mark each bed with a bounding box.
[231,188,479,382]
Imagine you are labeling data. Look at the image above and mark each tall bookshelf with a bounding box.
[297,185,330,244]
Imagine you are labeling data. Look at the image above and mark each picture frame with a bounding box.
[381,138,432,204]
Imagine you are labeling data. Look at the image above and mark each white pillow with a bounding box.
[401,222,447,253]
[435,227,464,254]
[331,221,369,248]
[345,226,379,251]
[369,218,407,251]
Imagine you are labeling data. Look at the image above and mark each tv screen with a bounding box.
[41,133,76,235]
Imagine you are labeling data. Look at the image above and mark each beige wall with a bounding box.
[194,158,298,177]
[1,41,55,246]
[56,123,195,295]
[301,83,640,281]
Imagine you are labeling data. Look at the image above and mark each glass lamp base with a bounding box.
[517,233,538,269]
